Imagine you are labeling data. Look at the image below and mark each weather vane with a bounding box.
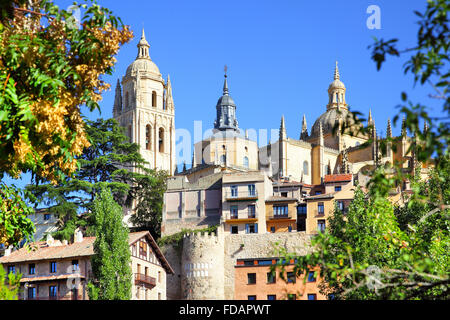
[224,65,228,77]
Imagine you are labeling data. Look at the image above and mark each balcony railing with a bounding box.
[225,190,258,201]
[135,273,156,287]
[268,213,294,220]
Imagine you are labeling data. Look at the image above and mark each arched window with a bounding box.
[152,91,157,108]
[243,156,249,168]
[303,161,309,175]
[125,92,129,109]
[158,128,164,153]
[145,125,152,150]
[128,125,132,142]
[336,93,339,103]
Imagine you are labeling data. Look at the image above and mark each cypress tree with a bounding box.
[87,187,132,300]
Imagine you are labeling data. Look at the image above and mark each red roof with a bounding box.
[324,174,353,183]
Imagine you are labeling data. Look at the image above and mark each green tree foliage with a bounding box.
[0,182,35,247]
[0,1,131,297]
[0,0,132,183]
[0,266,21,300]
[129,169,168,239]
[27,118,167,240]
[275,0,449,300]
[87,187,131,300]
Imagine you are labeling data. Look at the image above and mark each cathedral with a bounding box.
[112,28,429,300]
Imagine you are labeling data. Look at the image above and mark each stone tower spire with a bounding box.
[401,116,407,137]
[300,114,308,140]
[165,74,174,111]
[113,78,122,117]
[368,109,373,126]
[386,118,392,138]
[334,60,340,80]
[280,115,287,141]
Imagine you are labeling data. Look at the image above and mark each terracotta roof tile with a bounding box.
[324,174,353,183]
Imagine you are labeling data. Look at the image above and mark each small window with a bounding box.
[248,184,256,196]
[230,226,238,234]
[303,161,309,175]
[315,191,321,195]
[287,293,296,300]
[318,220,326,233]
[287,272,296,283]
[288,225,292,232]
[230,206,238,219]
[334,186,342,192]
[220,154,226,164]
[230,185,238,197]
[270,226,275,233]
[145,125,152,151]
[247,273,256,285]
[267,295,276,300]
[308,271,316,282]
[29,264,35,275]
[152,91,157,107]
[246,224,257,234]
[243,156,249,168]
[50,261,57,273]
[72,260,79,272]
[248,295,256,300]
[49,286,57,298]
[308,294,317,300]
[281,192,288,197]
[318,202,324,214]
[337,200,344,211]
[43,213,51,221]
[297,204,307,215]
[267,272,276,284]
[7,265,15,275]
[247,205,256,218]
[158,128,164,153]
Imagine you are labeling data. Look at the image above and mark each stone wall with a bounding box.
[223,231,313,299]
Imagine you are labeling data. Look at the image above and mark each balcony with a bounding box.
[225,190,258,201]
[268,213,295,220]
[135,273,156,287]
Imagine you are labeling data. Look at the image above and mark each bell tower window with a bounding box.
[152,91,157,108]
[125,91,129,109]
[145,125,152,150]
[159,128,164,153]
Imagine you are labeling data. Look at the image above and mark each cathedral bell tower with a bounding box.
[113,28,176,176]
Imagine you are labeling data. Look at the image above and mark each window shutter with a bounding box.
[255,223,258,233]
[245,224,249,234]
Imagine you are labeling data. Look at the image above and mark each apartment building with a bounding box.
[234,257,326,300]
[0,230,173,300]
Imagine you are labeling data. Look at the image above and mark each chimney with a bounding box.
[74,228,83,243]
[46,234,55,247]
[4,246,12,256]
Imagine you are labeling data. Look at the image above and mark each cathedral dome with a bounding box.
[216,94,236,107]
[310,107,356,138]
[126,58,161,77]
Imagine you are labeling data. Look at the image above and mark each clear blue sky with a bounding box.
[4,0,443,186]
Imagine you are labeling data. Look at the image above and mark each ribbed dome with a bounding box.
[329,78,345,90]
[125,58,161,78]
[310,107,356,137]
[216,94,236,107]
